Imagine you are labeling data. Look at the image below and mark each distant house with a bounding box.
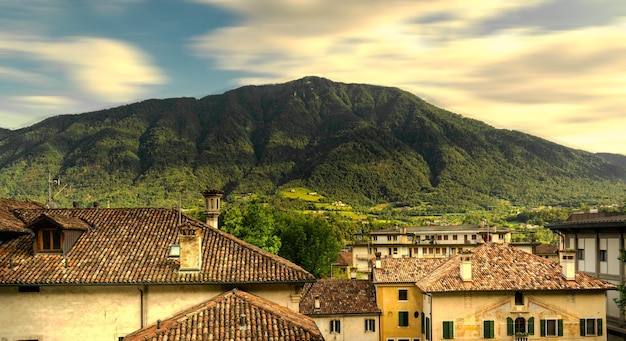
[548,212,626,340]
[331,250,354,278]
[533,243,559,262]
[373,243,615,341]
[351,224,515,276]
[0,190,317,341]
[123,289,324,341]
[300,278,381,341]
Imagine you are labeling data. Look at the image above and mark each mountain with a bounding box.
[0,76,624,211]
[597,153,626,168]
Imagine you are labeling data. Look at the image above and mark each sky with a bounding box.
[1,0,625,155]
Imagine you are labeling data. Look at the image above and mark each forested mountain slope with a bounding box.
[0,76,624,211]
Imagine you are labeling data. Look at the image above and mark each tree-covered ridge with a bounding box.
[0,76,624,212]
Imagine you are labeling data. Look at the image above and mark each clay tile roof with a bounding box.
[0,198,45,233]
[534,243,558,255]
[334,251,352,266]
[416,243,617,293]
[0,208,314,285]
[300,279,380,315]
[373,257,446,283]
[123,289,324,341]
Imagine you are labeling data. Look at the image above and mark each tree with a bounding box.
[276,212,341,278]
[221,203,281,254]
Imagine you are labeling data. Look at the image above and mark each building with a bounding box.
[0,190,317,341]
[373,243,615,341]
[300,278,381,341]
[533,243,559,262]
[351,224,513,275]
[548,212,626,341]
[331,251,354,278]
[123,289,324,341]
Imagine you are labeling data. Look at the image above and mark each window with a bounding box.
[453,235,458,240]
[365,319,376,332]
[577,249,585,260]
[515,291,524,305]
[398,289,408,301]
[393,247,398,255]
[399,311,409,327]
[599,250,607,262]
[443,321,454,339]
[580,318,603,336]
[472,235,477,240]
[39,228,62,252]
[444,235,449,240]
[373,236,378,241]
[540,319,563,337]
[507,317,534,336]
[437,235,442,240]
[484,320,495,338]
[330,320,341,333]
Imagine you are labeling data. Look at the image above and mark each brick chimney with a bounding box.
[200,188,224,228]
[179,224,202,272]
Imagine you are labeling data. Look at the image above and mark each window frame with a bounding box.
[580,318,603,336]
[38,228,63,252]
[442,321,454,339]
[330,319,341,334]
[398,311,409,327]
[483,320,495,339]
[365,318,376,332]
[540,319,563,337]
[398,289,408,301]
[599,250,607,262]
[577,249,585,260]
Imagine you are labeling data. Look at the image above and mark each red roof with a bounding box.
[123,289,323,341]
[0,198,45,233]
[0,207,314,285]
[416,243,616,293]
[300,279,380,315]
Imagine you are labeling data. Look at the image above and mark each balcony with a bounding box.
[513,334,529,341]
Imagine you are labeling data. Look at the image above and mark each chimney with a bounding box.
[460,253,472,282]
[93,201,100,208]
[200,188,224,228]
[560,249,576,281]
[374,252,382,269]
[350,267,357,279]
[179,225,202,271]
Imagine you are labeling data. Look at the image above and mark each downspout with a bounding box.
[138,286,146,328]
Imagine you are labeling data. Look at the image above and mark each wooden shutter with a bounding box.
[507,317,514,336]
[580,319,586,336]
[484,320,494,338]
[443,321,454,339]
[597,319,603,336]
[558,319,563,336]
[528,317,535,335]
[540,319,546,337]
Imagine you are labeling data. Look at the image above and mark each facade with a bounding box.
[373,243,615,341]
[0,191,317,341]
[123,289,324,341]
[352,225,512,275]
[548,212,626,340]
[300,278,381,341]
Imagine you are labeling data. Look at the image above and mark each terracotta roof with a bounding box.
[534,243,558,255]
[300,279,380,315]
[373,257,445,283]
[0,208,314,285]
[548,213,626,228]
[334,251,352,266]
[0,199,45,234]
[416,243,617,293]
[123,289,323,341]
[26,212,91,231]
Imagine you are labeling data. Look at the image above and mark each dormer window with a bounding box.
[39,228,62,252]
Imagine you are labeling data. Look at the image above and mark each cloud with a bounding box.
[189,0,626,153]
[0,34,167,102]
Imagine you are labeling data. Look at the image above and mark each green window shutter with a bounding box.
[484,320,494,338]
[597,319,603,336]
[507,317,514,336]
[426,317,431,341]
[443,321,450,339]
[528,317,535,335]
[540,319,546,337]
[421,313,425,332]
[580,319,586,336]
[557,319,563,336]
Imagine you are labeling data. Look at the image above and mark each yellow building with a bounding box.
[374,243,616,341]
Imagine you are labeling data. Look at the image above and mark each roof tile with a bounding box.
[300,279,380,315]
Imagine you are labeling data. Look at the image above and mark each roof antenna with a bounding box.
[178,190,182,225]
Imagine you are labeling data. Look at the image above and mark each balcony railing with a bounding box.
[513,334,529,341]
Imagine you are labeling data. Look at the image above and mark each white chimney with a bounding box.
[560,249,576,281]
[460,254,472,282]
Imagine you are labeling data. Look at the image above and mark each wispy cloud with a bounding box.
[0,34,167,101]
